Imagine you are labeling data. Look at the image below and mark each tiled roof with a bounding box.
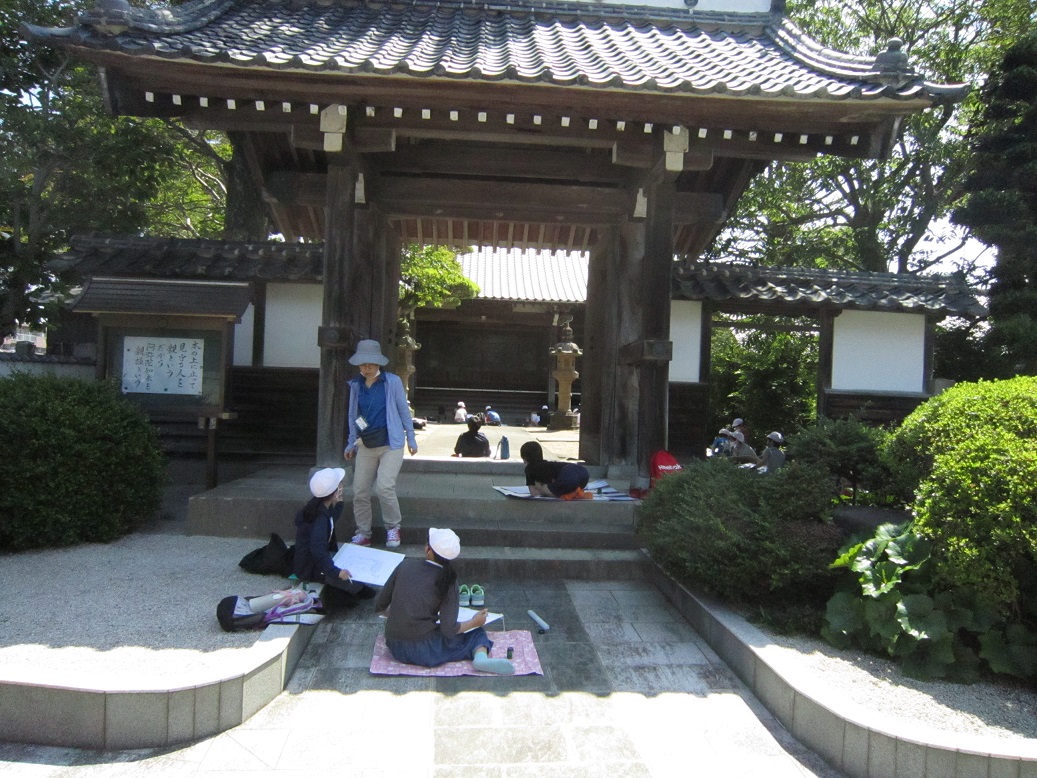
[460,248,587,303]
[674,264,986,317]
[24,0,966,103]
[53,235,325,282]
[57,236,982,315]
[70,277,253,318]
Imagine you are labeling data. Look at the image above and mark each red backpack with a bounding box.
[649,450,683,488]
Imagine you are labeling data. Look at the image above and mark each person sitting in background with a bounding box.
[711,428,732,457]
[519,441,591,499]
[453,402,468,423]
[726,429,758,464]
[484,405,502,426]
[540,405,551,427]
[731,417,751,448]
[453,418,491,458]
[755,431,786,472]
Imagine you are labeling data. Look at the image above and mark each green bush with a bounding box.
[914,431,1037,616]
[786,416,903,506]
[888,376,1037,618]
[0,373,166,550]
[888,375,1037,496]
[637,459,843,616]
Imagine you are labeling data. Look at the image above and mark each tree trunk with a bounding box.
[223,132,268,241]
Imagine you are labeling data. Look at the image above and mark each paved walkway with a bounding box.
[0,580,837,777]
[0,424,841,776]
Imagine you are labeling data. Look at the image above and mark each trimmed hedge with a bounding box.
[637,458,843,615]
[892,376,1037,616]
[0,373,166,550]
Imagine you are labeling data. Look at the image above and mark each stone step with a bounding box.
[188,466,640,541]
[395,545,649,581]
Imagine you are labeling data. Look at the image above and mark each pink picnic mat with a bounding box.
[370,629,543,676]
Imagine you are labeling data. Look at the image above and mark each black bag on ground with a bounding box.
[238,532,295,577]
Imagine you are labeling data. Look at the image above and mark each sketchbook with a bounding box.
[332,543,405,586]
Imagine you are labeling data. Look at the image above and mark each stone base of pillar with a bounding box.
[548,410,580,431]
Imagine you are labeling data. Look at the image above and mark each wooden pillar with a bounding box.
[578,237,610,465]
[923,314,936,395]
[251,280,266,366]
[586,221,644,467]
[637,173,675,474]
[817,309,835,419]
[316,160,358,466]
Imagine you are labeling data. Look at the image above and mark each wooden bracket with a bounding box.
[619,340,672,365]
[317,326,352,348]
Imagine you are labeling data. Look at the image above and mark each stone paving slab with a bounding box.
[0,579,837,777]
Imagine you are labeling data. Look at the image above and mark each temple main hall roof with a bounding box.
[24,0,966,104]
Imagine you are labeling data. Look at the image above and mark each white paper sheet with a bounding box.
[332,543,405,586]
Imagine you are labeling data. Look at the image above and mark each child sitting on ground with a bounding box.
[519,441,591,499]
[374,528,514,674]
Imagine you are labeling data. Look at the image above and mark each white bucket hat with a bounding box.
[348,339,389,366]
[428,527,461,560]
[766,431,784,444]
[309,467,345,498]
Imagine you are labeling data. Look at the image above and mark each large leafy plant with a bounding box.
[823,522,1037,682]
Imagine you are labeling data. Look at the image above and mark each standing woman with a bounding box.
[344,339,418,548]
[374,528,514,674]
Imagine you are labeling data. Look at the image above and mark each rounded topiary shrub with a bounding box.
[0,373,166,550]
[637,458,843,613]
[889,375,1037,496]
[914,430,1037,616]
[891,376,1037,617]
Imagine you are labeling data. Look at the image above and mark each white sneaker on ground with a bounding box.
[386,527,401,548]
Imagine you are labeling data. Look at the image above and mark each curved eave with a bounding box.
[23,44,948,116]
[21,6,967,107]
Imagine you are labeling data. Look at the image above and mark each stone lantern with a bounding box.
[548,317,582,430]
[395,318,420,400]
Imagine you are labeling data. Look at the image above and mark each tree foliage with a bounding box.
[0,0,231,337]
[952,33,1037,375]
[398,244,479,318]
[709,0,1036,278]
[709,318,817,444]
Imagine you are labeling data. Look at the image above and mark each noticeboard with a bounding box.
[104,325,227,416]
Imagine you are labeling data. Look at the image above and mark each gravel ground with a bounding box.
[764,632,1037,742]
[0,532,281,687]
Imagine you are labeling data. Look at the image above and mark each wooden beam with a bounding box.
[377,178,628,218]
[371,144,625,184]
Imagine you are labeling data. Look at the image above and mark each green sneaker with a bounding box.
[470,584,485,607]
[458,584,471,606]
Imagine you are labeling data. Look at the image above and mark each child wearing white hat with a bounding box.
[373,528,514,674]
[293,468,374,605]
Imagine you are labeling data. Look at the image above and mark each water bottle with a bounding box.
[500,436,510,459]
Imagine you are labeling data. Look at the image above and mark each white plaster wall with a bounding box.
[232,304,255,367]
[832,310,926,393]
[669,299,703,382]
[264,283,322,368]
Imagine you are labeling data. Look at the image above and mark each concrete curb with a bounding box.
[0,621,318,750]
[645,559,1037,778]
